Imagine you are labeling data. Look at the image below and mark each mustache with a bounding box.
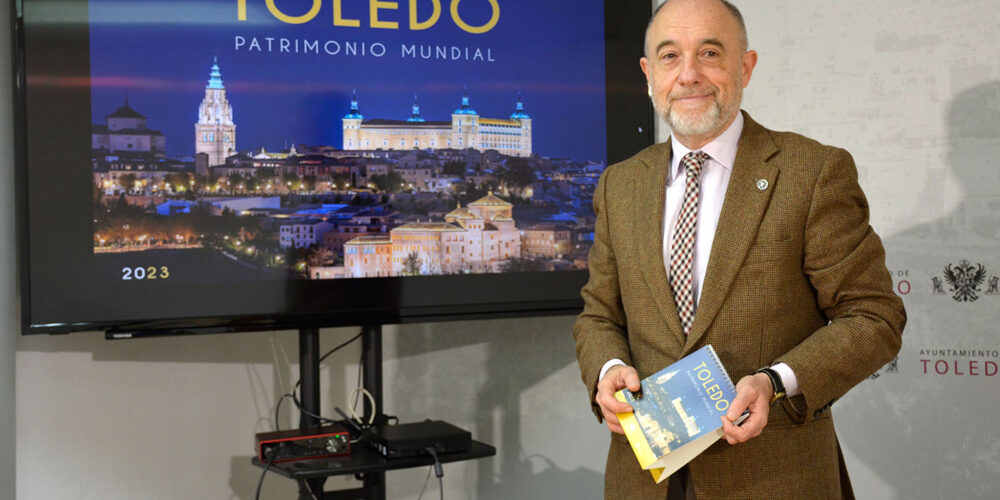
[667,88,718,101]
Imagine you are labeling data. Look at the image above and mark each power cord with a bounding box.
[416,466,433,500]
[303,479,322,500]
[260,329,395,500]
[349,387,377,425]
[254,454,276,500]
[422,447,445,500]
[272,329,365,431]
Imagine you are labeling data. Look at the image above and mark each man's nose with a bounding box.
[677,57,703,86]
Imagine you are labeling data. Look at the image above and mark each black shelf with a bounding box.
[250,325,495,499]
[253,440,496,480]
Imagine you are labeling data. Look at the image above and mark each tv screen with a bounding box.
[13,0,652,335]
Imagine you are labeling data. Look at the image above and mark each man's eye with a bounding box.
[660,52,678,60]
[703,50,719,58]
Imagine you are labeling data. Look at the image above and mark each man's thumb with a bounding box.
[623,369,641,392]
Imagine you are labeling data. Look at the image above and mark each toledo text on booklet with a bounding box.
[614,344,745,484]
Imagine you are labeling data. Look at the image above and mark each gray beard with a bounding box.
[664,99,724,137]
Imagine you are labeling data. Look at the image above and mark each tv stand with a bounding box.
[253,325,495,500]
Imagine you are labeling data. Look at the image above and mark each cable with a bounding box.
[424,447,445,500]
[356,342,365,416]
[272,329,365,431]
[289,390,340,425]
[274,393,293,432]
[254,454,276,500]
[274,332,293,373]
[320,330,365,363]
[268,333,290,396]
[269,333,292,432]
[416,466,433,500]
[349,387,377,425]
[303,479,322,500]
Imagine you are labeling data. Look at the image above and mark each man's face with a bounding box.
[640,0,757,147]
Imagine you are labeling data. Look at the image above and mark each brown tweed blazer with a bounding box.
[573,112,905,499]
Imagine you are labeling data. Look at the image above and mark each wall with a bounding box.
[9,1,1000,499]
[15,318,603,500]
[1,0,16,497]
[736,1,1000,498]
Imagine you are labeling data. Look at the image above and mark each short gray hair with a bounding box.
[644,0,749,57]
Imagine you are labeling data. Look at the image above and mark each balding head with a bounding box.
[645,0,749,58]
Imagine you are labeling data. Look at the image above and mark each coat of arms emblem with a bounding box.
[940,259,987,302]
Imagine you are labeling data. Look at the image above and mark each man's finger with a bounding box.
[721,415,745,444]
[721,399,767,444]
[602,407,626,434]
[621,368,641,392]
[721,414,757,444]
[596,391,634,415]
[726,388,755,421]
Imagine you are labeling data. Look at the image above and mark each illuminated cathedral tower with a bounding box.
[407,94,425,122]
[195,57,236,167]
[509,92,532,156]
[342,90,363,150]
[450,88,479,149]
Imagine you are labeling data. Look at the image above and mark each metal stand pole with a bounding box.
[298,327,326,499]
[361,324,385,500]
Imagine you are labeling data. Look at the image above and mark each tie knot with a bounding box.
[681,151,709,178]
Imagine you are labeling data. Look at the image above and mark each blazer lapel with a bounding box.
[684,113,780,352]
[633,139,688,348]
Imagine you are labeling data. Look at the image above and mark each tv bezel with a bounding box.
[11,0,653,336]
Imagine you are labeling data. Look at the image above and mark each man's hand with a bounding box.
[720,372,773,444]
[595,365,641,434]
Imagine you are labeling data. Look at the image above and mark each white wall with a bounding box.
[15,318,605,500]
[737,1,1000,498]
[1,1,17,497]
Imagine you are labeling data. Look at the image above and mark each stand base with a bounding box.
[252,440,496,480]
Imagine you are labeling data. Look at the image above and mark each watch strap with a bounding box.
[754,367,787,405]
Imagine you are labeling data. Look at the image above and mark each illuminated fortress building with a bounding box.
[342,91,532,157]
[344,191,522,277]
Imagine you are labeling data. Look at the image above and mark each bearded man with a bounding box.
[573,0,905,498]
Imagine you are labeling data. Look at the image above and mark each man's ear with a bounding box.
[640,57,652,95]
[741,50,758,88]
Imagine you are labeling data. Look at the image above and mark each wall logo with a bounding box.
[918,349,999,376]
[888,269,911,295]
[932,259,996,302]
[869,356,899,380]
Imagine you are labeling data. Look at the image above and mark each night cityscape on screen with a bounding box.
[89,0,608,283]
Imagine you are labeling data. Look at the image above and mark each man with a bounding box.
[573,0,905,498]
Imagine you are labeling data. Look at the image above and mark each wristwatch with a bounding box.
[754,367,787,405]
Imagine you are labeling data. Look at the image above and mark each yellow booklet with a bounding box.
[614,345,745,483]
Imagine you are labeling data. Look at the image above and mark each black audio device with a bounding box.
[255,424,351,463]
[368,420,471,458]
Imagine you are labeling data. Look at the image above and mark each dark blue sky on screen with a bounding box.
[88,0,608,163]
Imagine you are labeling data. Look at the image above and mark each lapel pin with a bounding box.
[756,179,769,191]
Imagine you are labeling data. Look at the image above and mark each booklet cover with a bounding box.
[614,345,744,483]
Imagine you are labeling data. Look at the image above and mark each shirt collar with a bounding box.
[669,112,744,182]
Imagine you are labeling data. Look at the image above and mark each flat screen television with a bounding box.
[12,0,653,335]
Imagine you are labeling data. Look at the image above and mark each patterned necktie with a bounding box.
[669,151,709,336]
